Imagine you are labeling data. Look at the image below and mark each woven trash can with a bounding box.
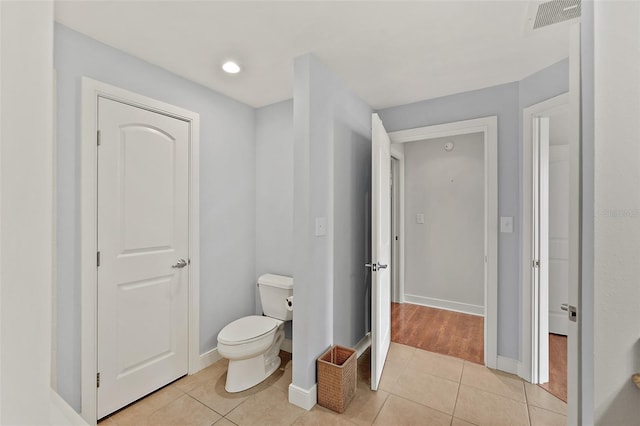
[317,345,357,413]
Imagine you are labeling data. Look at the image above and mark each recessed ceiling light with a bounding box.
[222,61,241,74]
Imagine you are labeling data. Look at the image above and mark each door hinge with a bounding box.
[97,130,101,146]
[533,259,540,268]
[97,372,100,388]
[97,251,101,267]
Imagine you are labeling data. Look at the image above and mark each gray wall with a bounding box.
[255,100,294,281]
[404,133,484,311]
[518,59,569,109]
[292,54,371,391]
[332,99,372,348]
[378,59,568,360]
[54,24,257,410]
[255,100,294,341]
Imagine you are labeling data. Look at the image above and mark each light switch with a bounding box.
[500,216,513,233]
[416,213,425,224]
[315,217,326,236]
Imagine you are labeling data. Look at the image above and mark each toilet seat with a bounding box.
[217,315,282,346]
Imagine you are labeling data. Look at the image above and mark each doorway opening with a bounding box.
[386,116,498,369]
[522,93,570,403]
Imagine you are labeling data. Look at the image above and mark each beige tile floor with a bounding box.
[100,343,567,426]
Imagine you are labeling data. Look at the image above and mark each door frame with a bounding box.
[389,150,405,304]
[521,93,569,384]
[80,78,200,424]
[387,116,498,368]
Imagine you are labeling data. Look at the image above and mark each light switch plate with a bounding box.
[416,213,425,224]
[500,216,513,233]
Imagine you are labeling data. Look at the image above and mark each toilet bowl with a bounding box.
[217,274,293,393]
[217,315,284,392]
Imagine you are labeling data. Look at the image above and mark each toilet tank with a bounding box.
[258,273,293,321]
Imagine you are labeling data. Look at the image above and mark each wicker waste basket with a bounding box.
[317,345,357,413]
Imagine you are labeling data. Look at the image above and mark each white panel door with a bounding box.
[548,144,570,336]
[370,113,391,391]
[97,97,190,418]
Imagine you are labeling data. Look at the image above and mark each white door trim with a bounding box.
[80,77,200,424]
[521,93,569,384]
[388,116,498,369]
[389,148,405,304]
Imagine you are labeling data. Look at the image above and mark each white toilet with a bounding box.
[217,273,293,393]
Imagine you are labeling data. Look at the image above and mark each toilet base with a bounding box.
[224,327,285,393]
[225,353,282,393]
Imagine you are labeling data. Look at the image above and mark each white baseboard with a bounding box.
[281,338,292,353]
[496,355,521,376]
[354,332,371,357]
[288,383,317,411]
[404,294,484,317]
[197,347,223,372]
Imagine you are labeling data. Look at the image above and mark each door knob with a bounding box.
[365,262,388,271]
[560,303,577,322]
[172,258,188,269]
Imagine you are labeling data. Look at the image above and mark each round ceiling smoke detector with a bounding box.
[222,61,241,74]
[444,141,454,152]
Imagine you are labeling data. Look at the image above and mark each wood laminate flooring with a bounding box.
[390,302,484,364]
[539,333,568,402]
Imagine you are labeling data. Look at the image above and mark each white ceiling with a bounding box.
[55,1,571,109]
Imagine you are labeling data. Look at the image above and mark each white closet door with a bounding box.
[97,97,190,418]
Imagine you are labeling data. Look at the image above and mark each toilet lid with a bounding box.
[217,315,281,346]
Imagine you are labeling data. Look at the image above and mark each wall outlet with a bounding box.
[416,213,425,224]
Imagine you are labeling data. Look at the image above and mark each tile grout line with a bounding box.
[523,381,532,426]
[455,372,529,405]
[392,393,457,420]
[183,392,226,419]
[536,382,568,405]
[450,361,465,425]
[369,392,391,425]
[184,388,229,418]
[383,350,472,421]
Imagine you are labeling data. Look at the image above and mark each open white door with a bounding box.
[370,113,391,391]
[533,116,550,383]
[548,142,571,337]
[567,23,581,425]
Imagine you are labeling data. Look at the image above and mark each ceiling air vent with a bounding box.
[533,0,581,30]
